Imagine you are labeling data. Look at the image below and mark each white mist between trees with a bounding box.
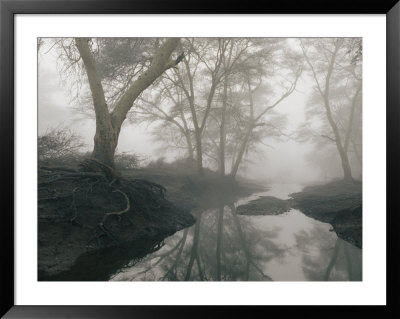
[38,38,362,183]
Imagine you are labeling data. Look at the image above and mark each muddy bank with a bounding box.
[329,205,362,248]
[290,181,362,248]
[235,180,362,248]
[290,180,362,248]
[38,167,196,280]
[237,196,290,216]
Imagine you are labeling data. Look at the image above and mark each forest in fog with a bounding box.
[38,37,362,282]
[38,37,362,183]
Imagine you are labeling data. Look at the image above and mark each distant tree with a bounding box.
[135,38,301,179]
[172,38,233,175]
[225,42,302,179]
[131,38,233,175]
[133,78,195,160]
[300,38,362,181]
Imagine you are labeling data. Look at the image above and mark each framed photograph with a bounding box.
[1,0,399,317]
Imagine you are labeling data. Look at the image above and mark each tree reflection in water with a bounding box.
[110,202,361,281]
[110,201,285,281]
[295,223,362,281]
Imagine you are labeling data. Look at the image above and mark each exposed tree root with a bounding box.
[39,166,78,173]
[105,190,130,217]
[38,164,182,250]
[79,158,123,182]
[38,161,197,280]
[39,171,106,185]
[70,187,81,224]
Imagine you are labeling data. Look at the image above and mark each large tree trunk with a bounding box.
[323,93,353,181]
[76,37,181,168]
[195,132,204,176]
[302,39,355,182]
[75,38,117,167]
[230,125,252,179]
[323,41,353,181]
[180,44,222,177]
[185,130,194,160]
[91,128,119,167]
[230,80,254,180]
[219,76,228,177]
[218,41,234,178]
[183,72,204,175]
[342,83,361,180]
[337,142,353,181]
[351,139,362,168]
[324,100,354,181]
[323,90,354,181]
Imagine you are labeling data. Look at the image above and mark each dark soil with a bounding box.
[38,166,196,280]
[330,205,362,248]
[289,180,362,248]
[236,196,290,216]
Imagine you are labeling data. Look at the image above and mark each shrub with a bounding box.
[38,126,85,166]
[114,152,141,170]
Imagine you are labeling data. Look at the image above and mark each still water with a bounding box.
[110,184,362,281]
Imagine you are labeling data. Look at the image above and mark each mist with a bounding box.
[39,38,362,185]
[38,37,362,282]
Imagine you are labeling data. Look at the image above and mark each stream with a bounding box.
[110,184,362,281]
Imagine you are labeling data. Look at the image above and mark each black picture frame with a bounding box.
[1,0,399,318]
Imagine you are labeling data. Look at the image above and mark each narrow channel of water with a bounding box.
[110,184,362,281]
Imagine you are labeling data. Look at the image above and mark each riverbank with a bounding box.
[290,180,362,248]
[38,165,266,280]
[236,180,362,248]
[237,196,290,216]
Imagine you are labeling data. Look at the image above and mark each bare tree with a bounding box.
[46,38,183,169]
[74,38,183,168]
[135,38,299,179]
[300,38,362,181]
[227,46,302,179]
[133,78,195,160]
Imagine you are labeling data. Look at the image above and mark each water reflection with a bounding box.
[110,184,362,281]
[110,202,278,281]
[295,226,362,281]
